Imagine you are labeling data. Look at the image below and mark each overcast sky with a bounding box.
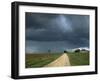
[25,12,89,53]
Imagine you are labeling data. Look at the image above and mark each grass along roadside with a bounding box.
[25,52,89,68]
[25,53,62,68]
[67,52,89,66]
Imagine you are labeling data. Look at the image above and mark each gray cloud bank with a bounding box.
[25,13,89,53]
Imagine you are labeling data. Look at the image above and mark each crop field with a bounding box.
[68,52,89,66]
[25,53,62,68]
[25,52,89,68]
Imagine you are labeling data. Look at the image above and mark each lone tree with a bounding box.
[64,50,68,53]
[74,49,80,52]
[48,49,51,54]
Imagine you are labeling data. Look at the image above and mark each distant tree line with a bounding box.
[75,49,80,52]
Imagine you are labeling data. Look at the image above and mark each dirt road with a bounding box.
[45,53,70,67]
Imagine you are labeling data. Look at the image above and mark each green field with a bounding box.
[25,52,89,68]
[68,52,89,66]
[25,53,62,68]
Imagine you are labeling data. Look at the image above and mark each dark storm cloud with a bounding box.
[25,41,77,53]
[26,13,89,48]
[26,13,89,50]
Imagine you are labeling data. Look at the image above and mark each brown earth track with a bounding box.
[45,53,70,67]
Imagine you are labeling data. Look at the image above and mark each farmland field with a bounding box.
[25,52,89,68]
[25,53,62,68]
[68,52,89,66]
